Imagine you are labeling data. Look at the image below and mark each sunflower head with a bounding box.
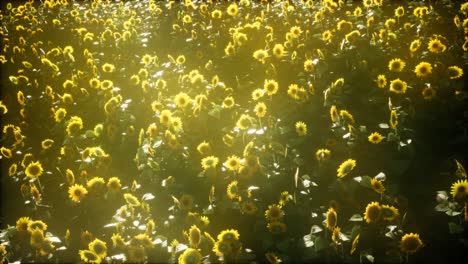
[178,248,202,264]
[368,132,383,144]
[370,178,385,194]
[325,207,337,231]
[400,233,423,254]
[364,201,381,223]
[265,204,284,222]
[450,179,468,200]
[267,221,287,234]
[337,159,357,178]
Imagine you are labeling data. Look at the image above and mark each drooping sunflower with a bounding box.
[124,193,141,207]
[30,228,45,248]
[370,178,385,194]
[25,161,44,178]
[265,252,280,264]
[388,58,406,72]
[66,116,83,136]
[447,66,463,79]
[337,159,356,178]
[264,79,279,96]
[400,233,423,254]
[368,132,383,144]
[197,141,211,156]
[395,6,405,17]
[188,225,201,248]
[450,179,468,199]
[87,177,106,193]
[389,78,407,94]
[0,147,12,159]
[179,248,202,264]
[332,227,341,245]
[226,180,239,200]
[265,204,284,222]
[8,163,17,176]
[107,177,122,193]
[409,39,421,53]
[253,49,268,63]
[414,62,432,78]
[325,207,337,231]
[339,110,355,125]
[364,201,381,223]
[295,121,307,136]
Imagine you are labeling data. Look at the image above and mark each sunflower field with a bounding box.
[0,0,467,263]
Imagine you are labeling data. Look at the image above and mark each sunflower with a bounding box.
[0,101,8,114]
[0,147,12,159]
[30,184,42,202]
[390,110,398,129]
[370,178,385,194]
[447,66,463,79]
[354,6,362,17]
[101,63,115,73]
[389,79,407,94]
[337,159,356,178]
[66,116,83,136]
[197,141,211,156]
[400,233,423,254]
[364,201,381,223]
[252,88,264,101]
[211,9,222,19]
[236,114,253,130]
[241,201,258,215]
[337,20,353,32]
[422,86,436,100]
[394,6,405,17]
[345,30,360,43]
[88,238,107,259]
[409,39,421,53]
[414,62,432,78]
[100,80,113,90]
[227,2,238,16]
[16,216,31,233]
[179,248,202,264]
[213,240,232,257]
[226,180,239,200]
[368,132,383,144]
[222,96,235,109]
[264,79,279,96]
[171,117,183,133]
[265,204,284,222]
[124,193,141,207]
[339,110,354,125]
[188,225,201,248]
[289,26,302,38]
[322,30,333,42]
[272,44,284,58]
[265,252,280,264]
[388,58,406,72]
[9,163,17,176]
[25,161,44,178]
[253,49,268,63]
[267,221,287,234]
[107,177,121,193]
[331,226,341,245]
[254,102,267,118]
[225,42,235,56]
[174,93,191,108]
[325,207,337,231]
[79,249,101,264]
[293,121,307,136]
[217,229,240,242]
[428,39,446,53]
[316,149,331,162]
[201,156,219,170]
[87,177,106,193]
[381,205,399,221]
[330,105,339,122]
[179,194,194,210]
[225,156,241,171]
[68,184,88,203]
[303,59,314,72]
[30,228,45,248]
[41,139,54,150]
[159,110,172,127]
[451,179,468,199]
[287,84,300,100]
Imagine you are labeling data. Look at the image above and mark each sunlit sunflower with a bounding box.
[400,233,423,254]
[201,156,219,170]
[428,39,446,53]
[30,228,44,248]
[345,30,360,43]
[101,63,115,73]
[179,248,202,264]
[241,201,258,215]
[267,221,287,234]
[217,229,240,243]
[394,6,405,17]
[422,86,436,100]
[89,238,107,259]
[16,216,31,233]
[159,110,172,127]
[68,184,87,203]
[236,114,253,130]
[364,201,381,223]
[337,20,353,32]
[87,177,106,193]
[326,207,337,231]
[107,177,121,193]
[390,110,398,129]
[253,49,268,63]
[25,161,44,178]
[409,39,421,53]
[211,9,222,19]
[252,88,265,101]
[9,163,17,176]
[111,233,126,249]
[227,180,239,200]
[272,44,284,58]
[447,66,463,79]
[339,110,355,125]
[66,116,83,136]
[322,30,333,42]
[264,79,279,96]
[79,249,101,264]
[390,79,407,94]
[331,226,341,245]
[370,178,385,194]
[289,26,302,38]
[381,205,399,221]
[179,194,194,210]
[287,84,300,100]
[316,149,331,162]
[388,58,406,72]
[188,225,201,248]
[337,159,356,178]
[223,96,235,109]
[414,62,432,78]
[295,121,307,136]
[451,179,468,199]
[254,102,267,118]
[213,240,232,257]
[174,93,191,108]
[0,147,12,159]
[375,74,387,89]
[124,193,140,207]
[227,2,238,16]
[225,156,241,171]
[0,101,8,114]
[265,204,284,222]
[368,132,383,144]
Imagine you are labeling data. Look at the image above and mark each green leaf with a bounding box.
[448,222,463,234]
[314,236,328,252]
[208,105,221,119]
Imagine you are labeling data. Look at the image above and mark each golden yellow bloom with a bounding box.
[368,132,383,144]
[227,2,238,16]
[201,156,219,170]
[0,147,12,159]
[410,39,421,53]
[252,88,264,100]
[422,86,436,100]
[428,39,446,53]
[339,110,355,125]
[395,6,405,17]
[414,62,432,78]
[447,66,463,79]
[364,201,381,223]
[223,96,235,109]
[337,20,353,32]
[345,30,361,43]
[388,58,406,72]
[253,49,268,63]
[290,26,302,38]
[264,79,279,96]
[16,216,31,233]
[381,205,399,221]
[213,240,232,257]
[211,9,222,19]
[30,228,45,248]
[400,233,423,254]
[390,79,407,94]
[89,238,107,259]
[174,93,191,108]
[25,161,44,178]
[295,121,307,136]
[451,179,468,199]
[254,102,267,118]
[159,110,172,127]
[316,149,331,162]
[179,248,202,264]
[68,184,88,202]
[0,101,8,114]
[101,63,115,73]
[66,116,83,136]
[217,229,240,242]
[9,163,17,176]
[236,114,253,130]
[390,110,398,129]
[79,249,101,264]
[376,74,387,88]
[124,193,141,207]
[265,204,284,222]
[241,201,257,215]
[107,177,121,193]
[370,178,385,194]
[350,234,359,255]
[272,44,285,58]
[225,156,241,171]
[337,159,356,178]
[326,207,337,231]
[267,221,287,234]
[227,180,239,200]
[322,30,333,42]
[303,59,314,72]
